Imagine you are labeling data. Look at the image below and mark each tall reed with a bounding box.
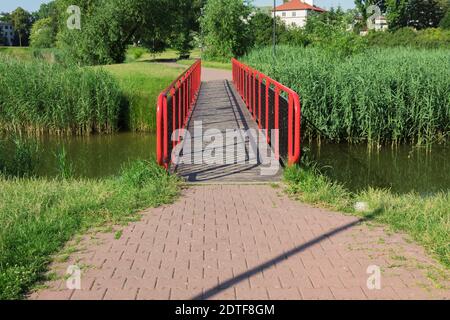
[0,56,122,135]
[244,46,450,145]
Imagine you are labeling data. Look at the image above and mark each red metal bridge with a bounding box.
[156,59,301,183]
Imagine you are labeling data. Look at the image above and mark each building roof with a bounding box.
[274,0,326,13]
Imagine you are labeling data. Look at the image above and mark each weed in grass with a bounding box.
[55,146,74,180]
[114,230,123,240]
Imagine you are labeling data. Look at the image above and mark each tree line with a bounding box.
[1,0,449,65]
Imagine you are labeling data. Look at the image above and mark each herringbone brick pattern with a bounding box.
[31,185,449,300]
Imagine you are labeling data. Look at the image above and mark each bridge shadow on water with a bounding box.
[191,208,384,300]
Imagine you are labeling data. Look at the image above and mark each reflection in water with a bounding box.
[35,132,156,178]
[306,142,450,194]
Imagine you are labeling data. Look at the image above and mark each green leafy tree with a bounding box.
[11,7,32,47]
[248,11,276,47]
[387,0,446,29]
[441,8,450,28]
[200,0,253,60]
[56,0,175,65]
[403,0,445,29]
[30,18,55,48]
[170,0,202,59]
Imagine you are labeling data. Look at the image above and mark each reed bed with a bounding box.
[0,56,122,135]
[244,46,450,145]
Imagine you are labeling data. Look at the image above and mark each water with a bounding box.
[306,142,450,194]
[2,132,449,194]
[34,132,156,178]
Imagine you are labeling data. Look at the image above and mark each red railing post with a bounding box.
[231,59,301,165]
[156,60,202,169]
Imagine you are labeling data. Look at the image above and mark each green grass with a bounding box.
[100,62,186,132]
[244,46,450,145]
[0,47,33,61]
[0,160,180,299]
[284,164,450,269]
[0,57,122,135]
[126,47,232,70]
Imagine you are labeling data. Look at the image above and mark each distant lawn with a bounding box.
[100,62,186,132]
[127,47,232,70]
[0,47,33,61]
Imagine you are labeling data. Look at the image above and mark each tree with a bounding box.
[387,0,445,29]
[30,18,55,48]
[248,11,275,47]
[441,8,450,28]
[169,0,202,59]
[11,7,32,46]
[404,0,445,29]
[56,0,177,65]
[200,0,253,60]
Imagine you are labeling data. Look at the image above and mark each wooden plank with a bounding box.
[173,80,282,183]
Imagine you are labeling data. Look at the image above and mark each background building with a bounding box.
[274,0,326,28]
[0,21,14,46]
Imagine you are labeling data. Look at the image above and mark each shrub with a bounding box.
[441,9,450,29]
[30,18,55,48]
[367,27,450,48]
[200,0,252,60]
[0,57,122,135]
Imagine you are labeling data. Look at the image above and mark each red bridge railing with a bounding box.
[232,59,301,165]
[156,60,201,168]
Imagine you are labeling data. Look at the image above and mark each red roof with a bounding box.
[274,0,326,12]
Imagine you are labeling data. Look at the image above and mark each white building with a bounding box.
[0,22,14,46]
[274,0,326,28]
[374,16,388,31]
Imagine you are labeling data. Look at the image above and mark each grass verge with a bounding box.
[101,62,186,132]
[0,160,180,299]
[284,164,450,269]
[0,56,121,135]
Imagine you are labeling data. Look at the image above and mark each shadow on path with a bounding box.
[192,209,382,300]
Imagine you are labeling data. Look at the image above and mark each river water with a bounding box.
[2,132,449,194]
[306,142,450,194]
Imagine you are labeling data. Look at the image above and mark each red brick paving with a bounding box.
[30,185,449,300]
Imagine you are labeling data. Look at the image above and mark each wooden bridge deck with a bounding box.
[173,72,281,183]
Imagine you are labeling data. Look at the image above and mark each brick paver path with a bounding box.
[31,185,449,300]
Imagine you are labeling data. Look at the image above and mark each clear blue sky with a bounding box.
[1,0,355,14]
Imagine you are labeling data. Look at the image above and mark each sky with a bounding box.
[1,0,355,14]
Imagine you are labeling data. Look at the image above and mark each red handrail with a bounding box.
[231,58,301,166]
[156,60,201,168]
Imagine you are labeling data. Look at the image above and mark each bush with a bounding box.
[200,0,252,60]
[30,18,55,48]
[367,27,450,48]
[125,47,148,63]
[441,10,450,29]
[0,57,122,135]
[244,46,450,145]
